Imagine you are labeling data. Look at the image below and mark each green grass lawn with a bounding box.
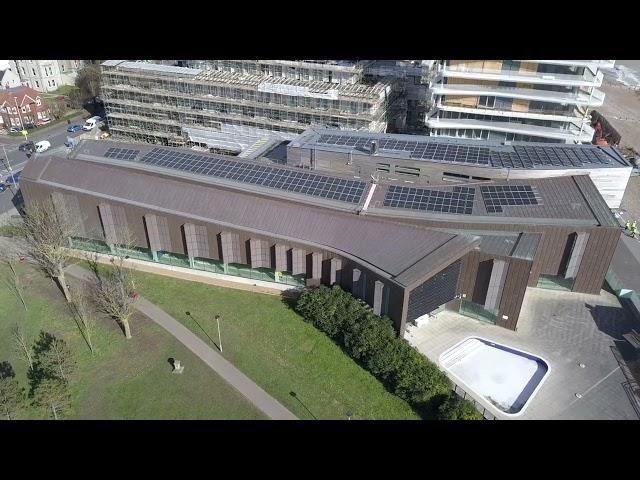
[0,261,266,420]
[130,269,420,420]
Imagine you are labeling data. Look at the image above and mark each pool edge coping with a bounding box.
[438,335,552,419]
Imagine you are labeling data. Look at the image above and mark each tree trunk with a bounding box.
[55,273,72,303]
[122,318,132,339]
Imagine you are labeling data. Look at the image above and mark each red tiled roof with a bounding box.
[0,86,43,108]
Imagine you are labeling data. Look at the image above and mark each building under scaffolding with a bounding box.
[101,60,404,154]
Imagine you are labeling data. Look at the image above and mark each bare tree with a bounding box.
[74,64,101,102]
[36,333,76,383]
[68,286,96,354]
[20,199,78,302]
[12,325,33,371]
[91,228,139,339]
[32,378,70,420]
[1,257,27,311]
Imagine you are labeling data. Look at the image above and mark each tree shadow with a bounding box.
[279,288,303,312]
[27,331,58,397]
[168,357,175,370]
[0,361,15,379]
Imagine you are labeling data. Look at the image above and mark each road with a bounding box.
[0,115,88,215]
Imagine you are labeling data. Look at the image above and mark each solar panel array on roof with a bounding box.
[316,134,491,165]
[383,185,475,214]
[480,185,540,213]
[137,148,366,204]
[490,145,614,169]
[104,148,139,160]
[314,132,621,169]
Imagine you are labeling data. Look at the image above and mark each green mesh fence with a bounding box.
[157,251,190,267]
[70,237,111,254]
[460,300,498,324]
[69,237,305,288]
[536,274,574,291]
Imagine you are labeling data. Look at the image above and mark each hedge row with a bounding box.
[295,285,483,420]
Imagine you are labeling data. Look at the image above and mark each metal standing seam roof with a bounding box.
[71,140,370,211]
[291,128,631,169]
[21,154,479,287]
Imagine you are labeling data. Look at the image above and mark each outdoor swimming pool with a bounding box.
[439,337,550,416]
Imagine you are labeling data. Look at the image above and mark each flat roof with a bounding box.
[21,152,479,288]
[291,128,631,170]
[367,175,619,227]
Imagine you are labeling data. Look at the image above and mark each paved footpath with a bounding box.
[65,263,298,420]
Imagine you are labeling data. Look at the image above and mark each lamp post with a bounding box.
[1,144,16,195]
[215,314,222,353]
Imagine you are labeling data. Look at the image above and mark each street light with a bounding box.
[215,314,222,353]
[1,144,16,195]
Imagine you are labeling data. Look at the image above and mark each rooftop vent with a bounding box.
[370,140,378,155]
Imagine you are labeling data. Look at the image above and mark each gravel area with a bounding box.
[599,79,640,153]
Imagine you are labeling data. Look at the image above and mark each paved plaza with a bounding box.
[406,287,640,420]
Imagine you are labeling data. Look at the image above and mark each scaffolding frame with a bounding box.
[101,60,397,147]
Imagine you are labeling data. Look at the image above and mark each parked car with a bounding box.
[18,141,35,153]
[8,127,20,133]
[67,124,83,133]
[5,171,22,185]
[23,122,37,130]
[34,140,51,153]
[83,116,101,131]
[99,132,110,140]
[0,183,6,193]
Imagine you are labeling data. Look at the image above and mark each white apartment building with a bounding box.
[13,60,84,92]
[426,60,615,144]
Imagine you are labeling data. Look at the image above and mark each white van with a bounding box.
[83,116,101,131]
[34,140,51,153]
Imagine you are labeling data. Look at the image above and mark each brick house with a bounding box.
[0,86,51,130]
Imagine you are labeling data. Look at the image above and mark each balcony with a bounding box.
[430,83,605,107]
[426,116,595,143]
[526,60,616,69]
[434,103,582,123]
[440,66,603,88]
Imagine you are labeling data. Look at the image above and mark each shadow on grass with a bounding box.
[282,288,448,420]
[27,331,57,397]
[185,311,220,351]
[0,361,15,379]
[279,288,303,312]
[289,391,318,420]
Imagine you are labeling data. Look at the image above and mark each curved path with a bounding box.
[66,263,298,420]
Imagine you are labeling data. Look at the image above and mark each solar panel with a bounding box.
[104,148,139,160]
[490,145,613,169]
[136,148,366,204]
[314,134,492,165]
[382,185,475,215]
[480,185,540,213]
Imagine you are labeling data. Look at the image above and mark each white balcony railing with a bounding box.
[426,116,595,143]
[430,83,605,107]
[440,66,603,88]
